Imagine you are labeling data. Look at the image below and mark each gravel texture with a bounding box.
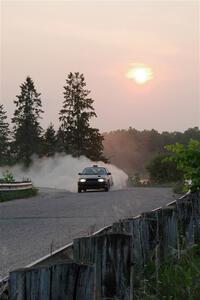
[0,187,175,279]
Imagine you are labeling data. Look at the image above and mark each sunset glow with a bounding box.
[126,65,153,84]
[2,1,198,131]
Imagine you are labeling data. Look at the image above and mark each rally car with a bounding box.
[78,165,113,193]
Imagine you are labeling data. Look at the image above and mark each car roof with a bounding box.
[83,166,106,169]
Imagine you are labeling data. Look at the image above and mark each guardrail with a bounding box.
[0,182,33,192]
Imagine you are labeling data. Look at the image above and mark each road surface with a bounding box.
[0,187,175,279]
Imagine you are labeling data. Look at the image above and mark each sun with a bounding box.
[126,64,153,84]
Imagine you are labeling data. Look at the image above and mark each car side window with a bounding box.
[106,168,110,174]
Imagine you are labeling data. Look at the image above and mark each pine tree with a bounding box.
[84,127,105,161]
[0,104,10,165]
[56,127,66,153]
[59,72,105,160]
[12,76,43,167]
[43,123,57,157]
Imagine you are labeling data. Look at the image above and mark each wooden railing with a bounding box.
[6,192,200,300]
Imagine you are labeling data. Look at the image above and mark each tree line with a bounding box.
[0,73,105,167]
[103,127,200,182]
[1,73,199,185]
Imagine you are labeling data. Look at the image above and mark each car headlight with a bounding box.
[98,178,105,182]
[79,178,86,182]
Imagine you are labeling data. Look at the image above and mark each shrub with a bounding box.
[2,170,15,183]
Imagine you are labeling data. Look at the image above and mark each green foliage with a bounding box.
[135,245,200,300]
[59,72,105,161]
[0,188,38,202]
[12,76,44,167]
[2,170,15,183]
[158,250,200,299]
[146,153,183,184]
[165,139,200,193]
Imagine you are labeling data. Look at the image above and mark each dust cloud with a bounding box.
[0,154,128,192]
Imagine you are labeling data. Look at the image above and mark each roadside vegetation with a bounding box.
[165,139,200,193]
[129,138,200,195]
[135,244,200,300]
[133,139,200,299]
[0,170,37,202]
[0,188,38,202]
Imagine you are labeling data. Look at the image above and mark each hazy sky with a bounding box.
[1,0,200,133]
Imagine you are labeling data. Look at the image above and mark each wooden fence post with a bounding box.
[10,263,95,300]
[74,233,132,300]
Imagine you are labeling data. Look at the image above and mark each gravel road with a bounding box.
[0,187,175,279]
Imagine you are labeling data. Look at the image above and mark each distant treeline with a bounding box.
[103,127,200,176]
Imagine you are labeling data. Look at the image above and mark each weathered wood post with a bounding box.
[192,193,200,243]
[159,206,178,261]
[10,262,95,300]
[111,217,144,290]
[74,233,132,300]
[9,270,27,300]
[138,210,160,294]
[176,194,196,249]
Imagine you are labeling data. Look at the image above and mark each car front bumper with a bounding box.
[78,180,108,190]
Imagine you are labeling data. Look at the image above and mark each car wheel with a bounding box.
[78,188,82,193]
[104,186,109,192]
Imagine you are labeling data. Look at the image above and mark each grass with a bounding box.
[0,188,38,202]
[134,244,200,300]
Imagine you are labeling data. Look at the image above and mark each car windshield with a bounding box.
[82,167,107,175]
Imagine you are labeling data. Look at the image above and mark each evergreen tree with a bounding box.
[56,127,66,153]
[12,76,43,167]
[59,72,105,161]
[43,123,57,157]
[0,104,10,165]
[84,127,105,161]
